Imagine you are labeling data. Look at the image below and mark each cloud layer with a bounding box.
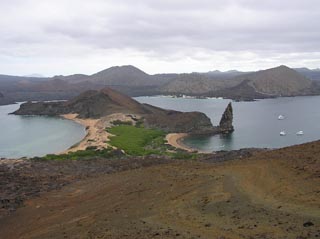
[0,0,319,75]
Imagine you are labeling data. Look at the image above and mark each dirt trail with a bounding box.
[0,153,319,239]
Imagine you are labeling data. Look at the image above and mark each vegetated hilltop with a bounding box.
[13,87,233,134]
[1,65,319,104]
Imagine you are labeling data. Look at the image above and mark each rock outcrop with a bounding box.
[219,102,234,133]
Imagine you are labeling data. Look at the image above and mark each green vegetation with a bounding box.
[107,124,198,159]
[33,148,117,161]
[107,125,166,156]
[34,123,198,161]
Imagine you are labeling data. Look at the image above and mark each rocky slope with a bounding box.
[0,92,14,105]
[0,140,319,239]
[13,88,233,134]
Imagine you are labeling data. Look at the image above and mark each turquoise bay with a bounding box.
[0,103,86,158]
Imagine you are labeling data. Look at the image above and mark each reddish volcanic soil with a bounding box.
[0,141,319,239]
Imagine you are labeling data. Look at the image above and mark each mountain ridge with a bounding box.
[0,65,319,103]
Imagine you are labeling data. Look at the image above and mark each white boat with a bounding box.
[278,115,285,120]
[296,131,304,136]
[280,131,286,136]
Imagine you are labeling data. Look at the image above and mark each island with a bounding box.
[13,87,234,153]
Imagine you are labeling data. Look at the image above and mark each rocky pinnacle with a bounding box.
[219,102,234,133]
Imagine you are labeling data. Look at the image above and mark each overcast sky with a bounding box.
[0,0,320,76]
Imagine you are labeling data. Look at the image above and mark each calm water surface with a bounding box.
[136,96,320,151]
[0,103,86,158]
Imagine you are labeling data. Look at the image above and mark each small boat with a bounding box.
[280,131,286,136]
[278,115,285,120]
[296,131,304,136]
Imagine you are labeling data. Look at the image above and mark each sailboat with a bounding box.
[296,131,304,136]
[280,131,286,136]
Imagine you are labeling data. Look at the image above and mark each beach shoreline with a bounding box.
[60,114,111,154]
[165,133,197,152]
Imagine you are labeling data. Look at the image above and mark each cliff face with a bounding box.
[219,102,234,133]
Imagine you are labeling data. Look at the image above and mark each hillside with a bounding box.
[89,65,166,86]
[13,88,233,134]
[295,67,320,81]
[160,73,237,95]
[0,92,15,105]
[0,140,319,239]
[0,65,319,104]
[237,65,313,96]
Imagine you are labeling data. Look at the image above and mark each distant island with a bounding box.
[1,65,320,104]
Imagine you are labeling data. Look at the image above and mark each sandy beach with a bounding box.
[60,113,144,154]
[166,133,212,153]
[166,133,197,152]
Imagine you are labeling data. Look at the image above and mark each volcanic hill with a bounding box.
[13,88,233,134]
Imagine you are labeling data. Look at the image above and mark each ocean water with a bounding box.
[0,103,86,158]
[136,96,320,151]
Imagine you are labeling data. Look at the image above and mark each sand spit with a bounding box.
[60,113,138,153]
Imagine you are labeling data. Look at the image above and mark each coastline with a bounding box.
[166,133,210,153]
[61,115,205,154]
[60,113,140,154]
[60,114,111,154]
[59,115,211,154]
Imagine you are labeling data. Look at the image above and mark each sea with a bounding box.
[1,96,320,158]
[0,103,86,158]
[136,95,320,152]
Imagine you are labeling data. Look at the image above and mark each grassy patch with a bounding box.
[107,125,167,156]
[107,125,199,159]
[33,148,118,161]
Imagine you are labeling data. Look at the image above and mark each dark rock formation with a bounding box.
[219,102,234,133]
[142,104,214,134]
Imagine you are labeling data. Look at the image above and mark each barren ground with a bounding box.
[0,141,319,239]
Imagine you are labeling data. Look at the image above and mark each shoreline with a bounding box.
[61,115,208,155]
[60,114,111,154]
[60,113,140,154]
[166,133,211,153]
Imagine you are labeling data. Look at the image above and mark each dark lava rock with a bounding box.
[303,221,314,227]
[219,102,234,133]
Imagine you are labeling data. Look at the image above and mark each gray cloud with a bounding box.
[0,0,319,75]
